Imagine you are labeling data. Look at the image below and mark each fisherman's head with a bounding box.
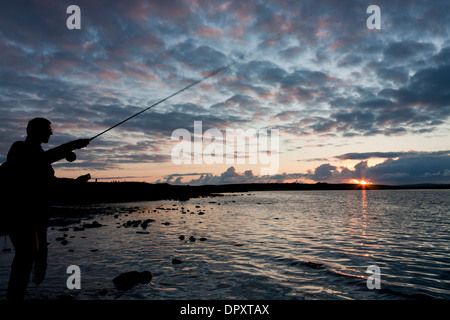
[26,117,53,143]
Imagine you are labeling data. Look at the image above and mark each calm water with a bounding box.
[1,189,449,300]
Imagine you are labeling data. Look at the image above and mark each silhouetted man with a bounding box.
[3,117,90,300]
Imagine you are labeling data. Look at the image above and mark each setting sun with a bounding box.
[350,179,372,185]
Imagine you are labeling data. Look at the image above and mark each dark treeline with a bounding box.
[48,181,450,205]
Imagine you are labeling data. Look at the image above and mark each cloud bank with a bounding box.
[162,150,450,185]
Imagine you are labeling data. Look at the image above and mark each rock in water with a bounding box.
[112,271,152,290]
[82,221,102,228]
[98,288,108,296]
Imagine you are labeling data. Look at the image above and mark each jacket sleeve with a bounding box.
[45,139,90,163]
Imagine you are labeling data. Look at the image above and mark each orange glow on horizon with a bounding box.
[349,179,372,185]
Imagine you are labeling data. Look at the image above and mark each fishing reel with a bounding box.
[65,151,77,162]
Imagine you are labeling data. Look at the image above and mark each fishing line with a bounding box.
[91,152,110,181]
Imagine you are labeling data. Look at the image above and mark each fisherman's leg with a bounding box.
[7,228,37,300]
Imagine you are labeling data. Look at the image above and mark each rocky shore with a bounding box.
[45,201,215,297]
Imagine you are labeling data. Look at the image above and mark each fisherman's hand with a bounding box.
[76,173,91,183]
[71,138,90,150]
[65,138,90,151]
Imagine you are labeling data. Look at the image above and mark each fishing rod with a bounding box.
[64,57,242,162]
[64,43,269,163]
[89,60,240,142]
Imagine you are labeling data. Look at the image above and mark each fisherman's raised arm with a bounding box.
[45,138,90,163]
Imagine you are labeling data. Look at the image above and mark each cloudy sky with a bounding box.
[1,0,449,185]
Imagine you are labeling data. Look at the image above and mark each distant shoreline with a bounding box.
[49,181,450,205]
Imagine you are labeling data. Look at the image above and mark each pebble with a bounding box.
[82,221,102,228]
[112,271,152,291]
